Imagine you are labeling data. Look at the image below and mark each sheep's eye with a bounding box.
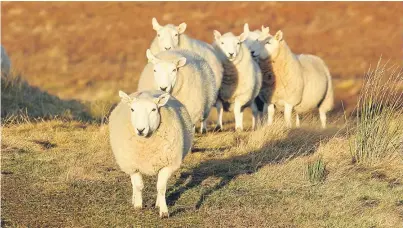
[175,33,178,36]
[221,42,224,45]
[153,69,156,72]
[131,108,134,112]
[237,42,241,45]
[172,68,177,72]
[158,34,160,37]
[152,108,157,112]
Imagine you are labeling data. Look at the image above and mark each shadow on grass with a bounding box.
[168,127,343,214]
[1,74,107,124]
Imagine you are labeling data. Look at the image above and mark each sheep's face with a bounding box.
[214,30,247,61]
[259,30,282,60]
[244,31,263,61]
[146,49,187,94]
[242,23,263,61]
[152,18,187,51]
[119,91,170,137]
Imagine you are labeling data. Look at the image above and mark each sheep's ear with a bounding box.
[258,32,270,42]
[239,32,248,42]
[177,22,187,34]
[119,90,132,105]
[244,23,250,33]
[154,93,170,107]
[261,25,270,35]
[176,57,186,68]
[275,30,283,41]
[146,49,159,64]
[152,17,162,31]
[213,30,221,40]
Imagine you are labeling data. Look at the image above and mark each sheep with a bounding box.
[243,24,274,119]
[258,28,334,128]
[149,18,223,129]
[212,30,262,131]
[109,90,193,218]
[243,23,264,62]
[1,45,11,77]
[137,49,217,133]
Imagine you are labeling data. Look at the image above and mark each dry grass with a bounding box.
[2,117,403,227]
[1,2,403,226]
[349,60,403,165]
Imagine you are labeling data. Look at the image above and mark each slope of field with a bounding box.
[2,120,403,227]
[2,2,403,109]
[1,2,403,227]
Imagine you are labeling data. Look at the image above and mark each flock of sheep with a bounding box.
[109,17,334,218]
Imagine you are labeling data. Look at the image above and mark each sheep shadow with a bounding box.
[167,126,343,214]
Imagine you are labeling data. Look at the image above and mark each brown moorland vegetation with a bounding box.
[1,2,403,227]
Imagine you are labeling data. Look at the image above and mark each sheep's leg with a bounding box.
[319,109,327,129]
[130,172,144,209]
[200,119,207,134]
[296,113,301,127]
[284,103,293,128]
[251,102,259,130]
[234,100,243,131]
[156,167,173,218]
[215,100,223,131]
[267,103,275,125]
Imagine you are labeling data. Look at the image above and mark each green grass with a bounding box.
[307,157,327,183]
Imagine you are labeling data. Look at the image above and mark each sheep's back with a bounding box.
[294,54,329,113]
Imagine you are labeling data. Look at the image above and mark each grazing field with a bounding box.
[1,2,403,227]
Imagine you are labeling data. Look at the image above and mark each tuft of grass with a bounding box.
[1,72,119,125]
[306,157,327,183]
[349,59,403,166]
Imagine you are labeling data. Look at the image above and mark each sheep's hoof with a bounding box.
[201,128,207,134]
[159,211,169,218]
[213,126,223,132]
[235,128,243,132]
[133,205,142,210]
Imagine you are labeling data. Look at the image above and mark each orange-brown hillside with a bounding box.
[2,2,402,109]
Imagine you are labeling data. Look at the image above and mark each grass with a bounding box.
[1,72,116,125]
[349,60,403,165]
[307,157,327,184]
[2,120,403,227]
[1,62,403,227]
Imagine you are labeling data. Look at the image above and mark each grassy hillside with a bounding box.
[2,62,403,227]
[1,2,403,227]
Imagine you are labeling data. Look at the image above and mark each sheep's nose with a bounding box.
[229,53,234,57]
[165,47,171,50]
[137,128,145,135]
[160,87,167,92]
[251,51,255,55]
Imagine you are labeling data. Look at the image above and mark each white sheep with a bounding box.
[258,28,334,128]
[212,30,262,131]
[109,90,193,218]
[1,45,11,77]
[243,23,265,62]
[149,18,223,129]
[243,24,273,119]
[137,49,217,133]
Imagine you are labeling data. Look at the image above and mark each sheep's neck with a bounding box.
[271,41,296,80]
[258,58,275,87]
[172,71,184,95]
